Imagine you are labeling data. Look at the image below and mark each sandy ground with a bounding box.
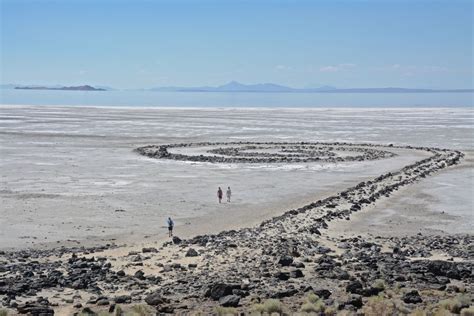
[0,105,473,250]
[327,151,474,238]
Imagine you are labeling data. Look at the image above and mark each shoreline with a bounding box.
[1,143,472,314]
[1,103,473,110]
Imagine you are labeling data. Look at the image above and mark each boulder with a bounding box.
[290,269,304,278]
[275,271,290,281]
[185,248,199,257]
[403,290,423,304]
[219,295,240,307]
[207,283,237,300]
[114,295,131,304]
[345,294,363,309]
[145,292,168,306]
[142,247,158,253]
[277,256,293,266]
[346,280,363,294]
[313,288,332,299]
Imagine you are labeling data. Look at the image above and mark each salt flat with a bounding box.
[0,105,472,249]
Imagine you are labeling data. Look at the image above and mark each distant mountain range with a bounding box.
[15,85,106,91]
[1,84,112,91]
[150,81,473,93]
[2,82,472,93]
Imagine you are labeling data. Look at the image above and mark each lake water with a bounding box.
[1,89,473,107]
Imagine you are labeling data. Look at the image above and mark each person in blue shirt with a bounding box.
[167,217,174,237]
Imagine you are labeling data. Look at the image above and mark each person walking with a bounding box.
[217,187,223,203]
[226,186,232,202]
[167,217,174,237]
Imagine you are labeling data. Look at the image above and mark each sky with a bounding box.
[1,0,472,89]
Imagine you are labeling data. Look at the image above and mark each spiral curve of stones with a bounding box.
[135,142,397,163]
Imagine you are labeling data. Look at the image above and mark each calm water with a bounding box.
[0,89,473,107]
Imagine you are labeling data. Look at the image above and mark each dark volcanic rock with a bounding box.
[17,303,54,315]
[185,248,199,257]
[344,294,363,309]
[114,295,131,304]
[313,288,332,299]
[207,283,238,300]
[145,292,168,306]
[142,247,158,253]
[346,280,363,294]
[271,288,299,298]
[219,294,240,307]
[290,269,304,278]
[403,290,423,304]
[275,271,291,281]
[277,255,294,266]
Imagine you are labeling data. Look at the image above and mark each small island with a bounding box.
[15,85,105,91]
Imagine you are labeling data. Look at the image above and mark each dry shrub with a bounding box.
[361,295,397,315]
[126,304,155,316]
[300,301,325,313]
[252,299,288,314]
[372,279,387,290]
[409,309,426,316]
[215,306,239,316]
[439,295,471,314]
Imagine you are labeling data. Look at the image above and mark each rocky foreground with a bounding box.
[1,143,473,315]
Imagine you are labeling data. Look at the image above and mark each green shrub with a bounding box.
[300,300,325,313]
[372,279,386,290]
[409,309,427,316]
[324,306,337,316]
[215,306,239,315]
[439,295,471,314]
[305,292,320,304]
[433,309,451,316]
[362,295,396,315]
[0,309,8,316]
[115,305,123,316]
[251,299,287,314]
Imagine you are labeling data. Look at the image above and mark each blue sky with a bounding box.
[1,0,472,89]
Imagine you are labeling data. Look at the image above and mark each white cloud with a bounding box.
[377,64,450,75]
[275,64,292,71]
[319,63,356,72]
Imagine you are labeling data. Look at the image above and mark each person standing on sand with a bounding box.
[226,186,232,202]
[217,187,223,203]
[167,217,174,237]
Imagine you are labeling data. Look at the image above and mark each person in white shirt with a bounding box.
[226,186,232,203]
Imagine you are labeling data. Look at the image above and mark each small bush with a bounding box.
[439,295,471,314]
[409,309,427,316]
[115,305,123,316]
[433,309,451,316]
[215,306,239,316]
[362,295,396,315]
[0,309,8,316]
[306,292,320,304]
[251,299,287,314]
[300,301,325,313]
[324,306,337,316]
[372,279,386,290]
[127,304,155,316]
[461,307,474,316]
